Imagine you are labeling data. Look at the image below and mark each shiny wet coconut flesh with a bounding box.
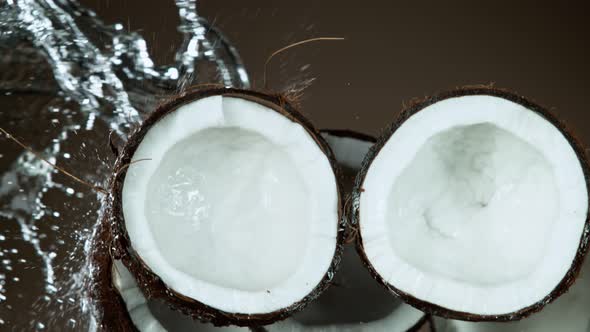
[106,88,343,326]
[353,88,590,321]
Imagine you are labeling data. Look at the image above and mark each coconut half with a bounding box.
[353,88,590,320]
[109,88,343,326]
[263,130,432,332]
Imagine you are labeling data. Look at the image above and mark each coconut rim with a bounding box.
[352,87,590,321]
[107,87,345,326]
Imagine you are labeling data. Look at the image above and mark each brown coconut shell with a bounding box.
[106,87,345,327]
[319,129,376,244]
[89,213,138,332]
[352,87,590,322]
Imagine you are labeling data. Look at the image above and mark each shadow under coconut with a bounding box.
[292,246,400,325]
[266,246,427,332]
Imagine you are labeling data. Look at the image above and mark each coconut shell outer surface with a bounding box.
[107,87,345,327]
[89,212,139,332]
[320,129,376,244]
[351,87,590,322]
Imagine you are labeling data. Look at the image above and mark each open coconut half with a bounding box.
[353,88,590,321]
[263,130,432,332]
[108,88,343,326]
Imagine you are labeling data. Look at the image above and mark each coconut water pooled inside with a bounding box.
[0,0,248,329]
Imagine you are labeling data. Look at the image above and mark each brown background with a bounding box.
[85,0,590,139]
[2,0,590,330]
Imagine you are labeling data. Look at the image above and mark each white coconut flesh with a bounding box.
[112,261,246,332]
[434,258,590,332]
[122,95,339,314]
[359,95,588,315]
[265,133,425,332]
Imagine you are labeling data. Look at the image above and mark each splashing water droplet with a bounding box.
[0,0,249,329]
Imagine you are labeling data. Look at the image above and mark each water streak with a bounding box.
[0,0,249,329]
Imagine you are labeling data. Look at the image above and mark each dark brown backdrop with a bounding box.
[2,0,589,329]
[84,0,590,139]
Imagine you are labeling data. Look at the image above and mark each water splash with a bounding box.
[0,0,249,329]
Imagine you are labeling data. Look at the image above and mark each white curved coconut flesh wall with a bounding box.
[360,95,588,315]
[122,95,339,314]
[266,247,425,332]
[112,261,246,332]
[265,132,426,332]
[320,133,374,170]
[269,305,424,332]
[434,258,590,331]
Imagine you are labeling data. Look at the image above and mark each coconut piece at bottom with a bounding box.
[260,130,432,332]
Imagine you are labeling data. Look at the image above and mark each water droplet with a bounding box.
[47,284,58,294]
[1,0,250,327]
